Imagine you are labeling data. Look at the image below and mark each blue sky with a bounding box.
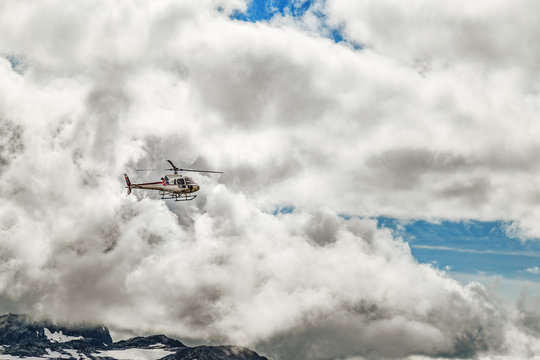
[377,217,540,280]
[232,0,314,21]
[232,0,346,43]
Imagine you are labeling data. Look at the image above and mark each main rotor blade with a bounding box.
[166,160,223,174]
[176,168,224,174]
[137,163,223,173]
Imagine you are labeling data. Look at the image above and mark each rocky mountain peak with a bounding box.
[0,313,267,360]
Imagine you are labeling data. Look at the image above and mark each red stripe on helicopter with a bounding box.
[134,181,163,186]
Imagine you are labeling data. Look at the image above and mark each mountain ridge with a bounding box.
[0,313,267,360]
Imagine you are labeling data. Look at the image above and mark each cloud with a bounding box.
[325,0,540,71]
[6,184,514,359]
[1,0,540,359]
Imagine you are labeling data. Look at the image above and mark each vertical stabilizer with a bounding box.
[124,174,132,195]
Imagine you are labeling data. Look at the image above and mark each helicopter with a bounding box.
[124,160,223,201]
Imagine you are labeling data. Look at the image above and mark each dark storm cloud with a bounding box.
[365,146,540,188]
[303,208,340,246]
[437,178,491,204]
[365,148,470,190]
[84,85,131,162]
[187,43,336,127]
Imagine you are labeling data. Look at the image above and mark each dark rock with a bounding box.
[2,343,49,357]
[162,345,268,360]
[112,334,185,349]
[0,313,43,345]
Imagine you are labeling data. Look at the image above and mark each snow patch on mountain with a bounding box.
[93,348,176,359]
[43,328,83,343]
[64,349,90,360]
[44,348,70,358]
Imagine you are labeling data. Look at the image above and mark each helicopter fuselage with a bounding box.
[124,160,222,201]
[124,174,200,201]
[130,174,200,194]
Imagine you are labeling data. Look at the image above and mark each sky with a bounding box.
[2,0,540,359]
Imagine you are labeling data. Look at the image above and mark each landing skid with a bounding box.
[159,191,197,201]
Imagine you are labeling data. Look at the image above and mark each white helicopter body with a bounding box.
[124,160,221,201]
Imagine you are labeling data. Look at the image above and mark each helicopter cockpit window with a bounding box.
[185,177,195,185]
[177,178,186,186]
